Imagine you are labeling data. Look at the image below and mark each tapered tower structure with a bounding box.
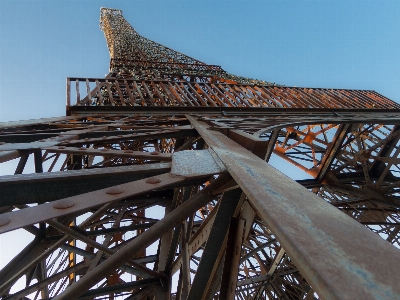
[0,7,399,300]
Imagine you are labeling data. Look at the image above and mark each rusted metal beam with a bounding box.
[77,278,160,300]
[14,152,29,174]
[124,287,153,300]
[187,188,243,300]
[0,150,20,163]
[67,77,400,109]
[51,173,231,300]
[220,201,254,299]
[68,105,400,118]
[0,163,171,206]
[0,116,73,130]
[316,124,351,181]
[44,146,172,161]
[219,217,245,300]
[0,202,116,295]
[5,262,88,300]
[0,172,185,234]
[187,115,400,300]
[171,197,221,275]
[219,129,269,159]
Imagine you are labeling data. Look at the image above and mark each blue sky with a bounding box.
[0,0,399,122]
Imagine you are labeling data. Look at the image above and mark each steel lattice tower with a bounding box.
[0,7,399,300]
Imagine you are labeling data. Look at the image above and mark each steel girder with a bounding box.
[1,6,400,300]
[0,111,399,300]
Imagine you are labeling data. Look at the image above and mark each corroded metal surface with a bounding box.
[171,149,225,177]
[188,115,400,299]
[67,77,400,109]
[0,6,399,300]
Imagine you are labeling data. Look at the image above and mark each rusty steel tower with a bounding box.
[0,7,399,300]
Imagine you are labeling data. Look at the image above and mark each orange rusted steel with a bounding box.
[1,7,400,300]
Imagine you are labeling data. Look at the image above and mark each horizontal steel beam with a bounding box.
[0,163,171,206]
[77,278,160,300]
[0,116,73,130]
[0,172,184,234]
[67,105,400,117]
[52,173,231,299]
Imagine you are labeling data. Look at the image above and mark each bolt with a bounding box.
[0,216,11,227]
[106,187,124,195]
[146,177,161,184]
[53,199,75,209]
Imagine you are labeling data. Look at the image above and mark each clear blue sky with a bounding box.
[0,0,399,122]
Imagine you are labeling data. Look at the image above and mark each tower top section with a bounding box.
[99,7,272,85]
[66,7,400,110]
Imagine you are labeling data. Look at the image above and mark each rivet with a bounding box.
[78,147,86,151]
[0,216,11,227]
[53,199,75,209]
[39,139,46,142]
[146,177,161,184]
[118,135,124,137]
[101,148,109,152]
[85,138,90,141]
[124,150,133,153]
[150,151,160,155]
[102,136,107,138]
[106,187,124,195]
[58,146,66,149]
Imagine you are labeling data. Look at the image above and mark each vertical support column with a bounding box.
[187,188,242,300]
[158,207,173,273]
[136,209,146,263]
[219,217,245,299]
[68,220,76,285]
[67,154,82,170]
[180,223,191,299]
[14,151,29,174]
[34,150,43,173]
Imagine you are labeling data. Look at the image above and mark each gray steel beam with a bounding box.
[67,105,400,117]
[187,115,400,300]
[187,188,242,300]
[0,116,73,130]
[0,163,171,206]
[51,173,231,299]
[77,278,160,300]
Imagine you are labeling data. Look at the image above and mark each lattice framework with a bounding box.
[0,7,399,300]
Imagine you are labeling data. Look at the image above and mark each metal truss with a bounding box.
[0,7,399,300]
